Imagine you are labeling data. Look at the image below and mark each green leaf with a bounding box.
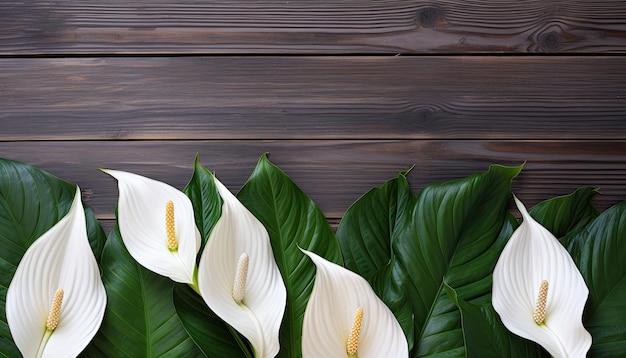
[86,225,203,357]
[336,169,411,284]
[183,155,223,258]
[528,186,599,239]
[236,153,343,358]
[173,284,252,357]
[0,158,105,357]
[445,282,547,358]
[176,157,251,357]
[566,201,626,356]
[335,171,416,348]
[406,165,521,357]
[337,164,522,357]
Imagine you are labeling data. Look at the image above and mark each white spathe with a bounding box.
[102,169,201,285]
[6,187,107,358]
[301,249,409,358]
[197,175,286,358]
[492,196,592,358]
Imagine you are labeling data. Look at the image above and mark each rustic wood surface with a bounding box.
[2,1,626,54]
[2,1,626,235]
[2,140,625,234]
[2,56,626,140]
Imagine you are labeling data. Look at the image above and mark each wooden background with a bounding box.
[1,0,626,235]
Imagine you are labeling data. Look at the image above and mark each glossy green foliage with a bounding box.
[566,202,626,356]
[336,165,522,357]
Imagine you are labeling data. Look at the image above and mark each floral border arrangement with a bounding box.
[1,154,624,357]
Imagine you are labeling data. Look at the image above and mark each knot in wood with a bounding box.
[417,7,444,28]
[539,31,562,52]
[412,107,436,125]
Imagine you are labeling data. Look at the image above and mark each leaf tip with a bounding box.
[488,162,524,178]
[399,164,415,177]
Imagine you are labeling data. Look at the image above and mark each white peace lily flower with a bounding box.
[197,175,287,358]
[6,187,106,358]
[301,249,409,358]
[492,196,592,358]
[102,169,201,289]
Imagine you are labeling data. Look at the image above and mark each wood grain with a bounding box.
[1,140,625,234]
[2,1,626,238]
[1,56,626,140]
[1,0,625,55]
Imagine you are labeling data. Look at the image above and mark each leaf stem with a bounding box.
[188,267,201,295]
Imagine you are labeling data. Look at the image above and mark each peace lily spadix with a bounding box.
[197,176,286,358]
[492,196,592,358]
[6,187,106,358]
[301,249,408,358]
[102,169,201,289]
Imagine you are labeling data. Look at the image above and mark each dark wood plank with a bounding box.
[2,56,626,140]
[1,1,625,55]
[1,140,625,232]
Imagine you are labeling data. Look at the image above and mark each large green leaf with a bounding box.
[86,225,202,357]
[175,158,252,357]
[528,186,599,240]
[565,201,626,356]
[335,171,416,348]
[336,164,521,357]
[0,158,106,357]
[236,154,343,358]
[336,169,412,283]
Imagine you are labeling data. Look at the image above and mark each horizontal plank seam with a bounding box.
[3,138,626,143]
[2,52,626,59]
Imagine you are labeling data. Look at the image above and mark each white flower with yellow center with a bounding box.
[301,249,408,358]
[492,196,592,358]
[102,169,201,290]
[197,175,287,358]
[6,187,107,358]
